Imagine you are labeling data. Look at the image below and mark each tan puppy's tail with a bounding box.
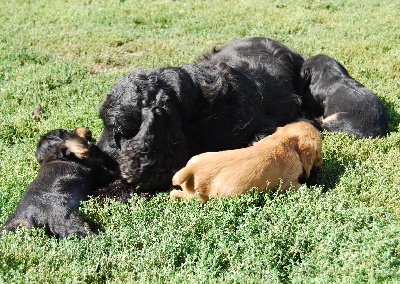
[172,167,193,186]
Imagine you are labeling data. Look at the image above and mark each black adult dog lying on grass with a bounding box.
[96,37,305,193]
[300,54,388,138]
[1,127,118,238]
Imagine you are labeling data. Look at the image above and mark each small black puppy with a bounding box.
[300,54,388,138]
[1,127,118,238]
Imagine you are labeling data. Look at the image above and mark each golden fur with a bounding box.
[65,139,89,159]
[170,121,322,202]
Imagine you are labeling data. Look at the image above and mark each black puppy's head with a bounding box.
[298,54,351,118]
[35,127,92,165]
[97,68,189,192]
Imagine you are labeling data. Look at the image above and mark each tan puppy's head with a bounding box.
[274,121,323,178]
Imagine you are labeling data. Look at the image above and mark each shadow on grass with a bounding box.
[316,155,355,193]
[380,97,400,135]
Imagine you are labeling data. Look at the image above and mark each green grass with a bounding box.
[0,0,399,282]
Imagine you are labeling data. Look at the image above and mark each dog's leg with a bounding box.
[195,192,209,203]
[279,167,303,192]
[170,189,186,200]
[322,112,365,138]
[48,212,93,238]
[279,179,302,192]
[2,218,32,232]
[322,113,341,124]
[170,187,209,202]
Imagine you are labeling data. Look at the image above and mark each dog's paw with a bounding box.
[170,189,184,199]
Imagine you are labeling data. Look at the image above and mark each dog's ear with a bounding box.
[119,105,188,189]
[40,142,68,164]
[299,66,312,95]
[37,139,67,165]
[296,137,317,179]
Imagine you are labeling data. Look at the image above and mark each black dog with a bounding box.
[1,127,118,238]
[300,54,388,138]
[96,37,305,192]
[204,37,305,95]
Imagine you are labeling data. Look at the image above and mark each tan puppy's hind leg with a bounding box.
[170,189,186,200]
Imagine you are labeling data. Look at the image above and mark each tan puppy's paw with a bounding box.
[170,189,185,200]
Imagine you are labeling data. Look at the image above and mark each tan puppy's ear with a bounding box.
[297,138,316,179]
[65,139,90,159]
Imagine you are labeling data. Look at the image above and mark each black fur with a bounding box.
[1,127,118,238]
[97,37,305,192]
[300,54,388,138]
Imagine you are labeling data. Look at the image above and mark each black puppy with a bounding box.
[1,127,118,238]
[97,37,305,192]
[300,54,388,138]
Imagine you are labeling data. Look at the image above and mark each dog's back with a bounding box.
[206,37,304,80]
[301,54,388,138]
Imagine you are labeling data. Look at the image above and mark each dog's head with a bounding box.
[97,68,190,191]
[276,121,323,178]
[300,54,353,117]
[35,127,92,165]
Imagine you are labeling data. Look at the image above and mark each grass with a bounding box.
[0,0,399,282]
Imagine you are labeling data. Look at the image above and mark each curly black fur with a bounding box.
[97,37,305,192]
[300,54,388,138]
[1,127,118,238]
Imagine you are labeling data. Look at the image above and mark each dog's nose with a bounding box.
[96,130,120,160]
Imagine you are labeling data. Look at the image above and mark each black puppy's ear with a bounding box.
[299,67,312,94]
[41,142,68,164]
[36,136,64,164]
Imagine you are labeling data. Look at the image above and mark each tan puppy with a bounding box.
[170,121,322,202]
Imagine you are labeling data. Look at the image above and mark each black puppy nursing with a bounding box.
[1,127,118,238]
[96,37,305,192]
[300,54,388,138]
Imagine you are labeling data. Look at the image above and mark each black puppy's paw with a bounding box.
[48,213,95,238]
